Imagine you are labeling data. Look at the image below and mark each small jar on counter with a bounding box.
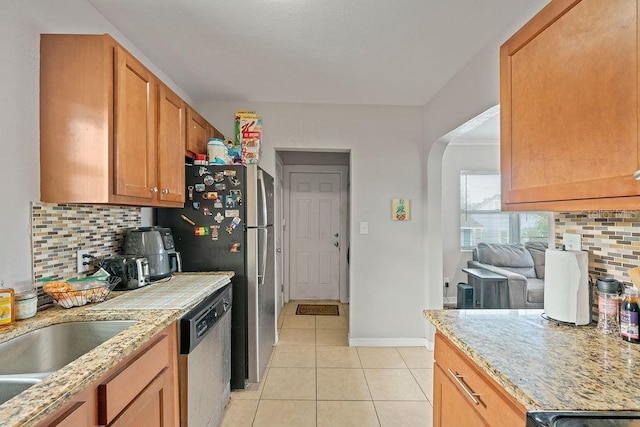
[596,278,624,335]
[15,289,37,320]
[620,287,640,343]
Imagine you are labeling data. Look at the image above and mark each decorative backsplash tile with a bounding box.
[555,211,640,286]
[31,202,142,282]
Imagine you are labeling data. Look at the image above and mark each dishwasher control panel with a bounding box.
[180,284,232,354]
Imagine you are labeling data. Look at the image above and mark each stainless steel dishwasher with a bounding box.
[179,283,232,427]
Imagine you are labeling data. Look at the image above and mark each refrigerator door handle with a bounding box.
[258,169,268,227]
[259,227,268,286]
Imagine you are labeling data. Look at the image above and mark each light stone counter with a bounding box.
[0,272,233,427]
[424,309,640,412]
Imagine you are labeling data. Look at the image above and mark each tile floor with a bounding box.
[221,300,434,427]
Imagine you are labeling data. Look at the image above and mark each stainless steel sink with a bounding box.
[0,320,136,376]
[0,377,42,405]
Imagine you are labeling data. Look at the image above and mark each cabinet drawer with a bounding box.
[434,333,525,427]
[98,333,170,425]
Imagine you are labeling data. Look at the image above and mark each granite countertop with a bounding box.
[0,272,233,427]
[424,309,640,412]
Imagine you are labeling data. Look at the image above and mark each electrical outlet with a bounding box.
[444,277,450,288]
[562,233,581,251]
[77,250,90,273]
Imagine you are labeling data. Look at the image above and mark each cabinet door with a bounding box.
[186,108,209,156]
[157,84,186,204]
[114,45,157,200]
[110,368,175,427]
[433,364,487,427]
[501,0,640,208]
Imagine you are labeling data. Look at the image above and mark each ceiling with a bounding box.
[87,0,547,106]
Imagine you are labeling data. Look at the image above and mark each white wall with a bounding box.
[442,143,500,302]
[198,102,427,344]
[0,1,191,285]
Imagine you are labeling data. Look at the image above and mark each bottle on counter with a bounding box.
[620,286,640,343]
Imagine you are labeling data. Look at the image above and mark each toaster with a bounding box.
[101,256,150,290]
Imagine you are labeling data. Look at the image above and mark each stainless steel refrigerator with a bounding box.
[156,164,275,390]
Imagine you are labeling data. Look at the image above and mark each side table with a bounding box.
[461,267,508,309]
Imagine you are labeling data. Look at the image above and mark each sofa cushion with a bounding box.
[525,241,548,279]
[476,243,536,278]
[526,278,545,303]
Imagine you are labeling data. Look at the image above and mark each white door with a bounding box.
[289,172,341,300]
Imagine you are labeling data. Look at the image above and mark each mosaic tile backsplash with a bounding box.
[555,211,640,285]
[31,202,142,282]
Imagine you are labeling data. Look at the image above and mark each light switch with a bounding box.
[359,222,369,235]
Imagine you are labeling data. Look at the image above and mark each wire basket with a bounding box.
[43,276,121,308]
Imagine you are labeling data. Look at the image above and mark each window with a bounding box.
[460,171,550,250]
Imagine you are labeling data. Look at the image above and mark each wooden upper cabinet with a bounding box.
[113,46,157,201]
[40,34,184,207]
[157,84,186,203]
[186,107,209,156]
[500,0,640,211]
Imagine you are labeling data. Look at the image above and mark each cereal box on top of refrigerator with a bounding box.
[235,111,262,164]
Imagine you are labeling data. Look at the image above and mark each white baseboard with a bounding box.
[348,336,431,348]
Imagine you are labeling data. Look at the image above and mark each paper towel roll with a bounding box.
[544,249,590,325]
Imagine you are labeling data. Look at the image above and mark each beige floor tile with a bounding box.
[278,328,316,346]
[282,314,316,329]
[316,328,348,346]
[317,401,380,427]
[253,400,316,427]
[230,368,268,400]
[271,345,316,368]
[317,368,371,401]
[410,369,433,402]
[357,347,407,368]
[397,347,434,369]
[221,398,259,427]
[375,401,433,427]
[364,369,427,401]
[316,346,361,368]
[315,315,348,329]
[261,367,316,400]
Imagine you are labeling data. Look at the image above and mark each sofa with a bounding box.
[467,241,548,309]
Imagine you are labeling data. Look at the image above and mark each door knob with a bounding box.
[334,233,339,238]
[334,242,339,247]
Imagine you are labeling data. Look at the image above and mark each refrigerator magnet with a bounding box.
[230,190,242,205]
[225,209,240,218]
[195,183,205,192]
[229,242,241,252]
[214,183,225,191]
[226,218,241,233]
[228,176,241,187]
[192,202,200,210]
[214,212,224,223]
[210,225,220,240]
[203,206,211,216]
[214,199,223,209]
[198,166,212,176]
[188,186,194,200]
[181,215,196,226]
[202,192,218,200]
[214,172,224,182]
[194,226,209,236]
[203,175,214,186]
[223,170,237,176]
[225,195,237,208]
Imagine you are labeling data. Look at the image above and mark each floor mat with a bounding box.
[296,304,339,316]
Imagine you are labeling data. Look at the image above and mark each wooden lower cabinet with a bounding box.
[432,332,525,427]
[39,323,178,427]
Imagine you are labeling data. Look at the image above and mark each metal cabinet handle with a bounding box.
[150,187,159,193]
[447,368,480,405]
[634,170,640,181]
[161,189,169,195]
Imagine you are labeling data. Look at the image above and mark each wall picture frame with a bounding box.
[392,198,410,221]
